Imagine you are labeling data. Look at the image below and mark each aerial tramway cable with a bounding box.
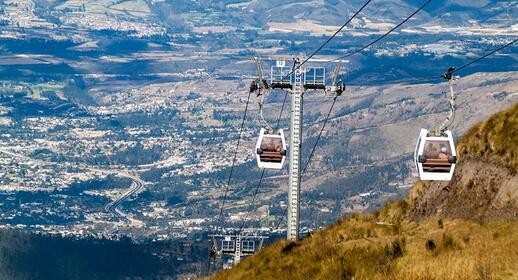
[245,0,375,233]
[210,90,252,254]
[207,1,516,272]
[219,0,518,247]
[273,95,340,232]
[331,0,433,62]
[302,96,339,175]
[208,35,518,275]
[272,0,434,232]
[453,38,518,74]
[280,0,374,82]
[272,0,517,238]
[261,0,436,234]
[296,0,437,180]
[389,38,518,85]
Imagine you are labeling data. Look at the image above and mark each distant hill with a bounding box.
[210,103,518,280]
[17,0,514,32]
[187,0,516,29]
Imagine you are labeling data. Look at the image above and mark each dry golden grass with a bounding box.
[210,202,518,280]
[457,103,518,172]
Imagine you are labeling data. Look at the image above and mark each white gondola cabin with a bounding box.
[241,240,256,254]
[414,129,457,181]
[255,128,287,169]
[221,238,235,254]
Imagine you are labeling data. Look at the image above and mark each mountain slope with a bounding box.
[210,103,518,280]
[409,103,518,221]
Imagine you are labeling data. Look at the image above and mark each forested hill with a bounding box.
[210,103,518,280]
[0,229,206,279]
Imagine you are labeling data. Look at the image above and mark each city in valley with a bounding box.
[0,0,516,276]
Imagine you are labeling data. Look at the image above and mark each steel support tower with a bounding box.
[252,56,345,241]
[209,234,268,267]
[287,61,303,240]
[234,235,241,264]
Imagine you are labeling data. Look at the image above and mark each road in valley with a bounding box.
[104,175,145,224]
[0,148,146,225]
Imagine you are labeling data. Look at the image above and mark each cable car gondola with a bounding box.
[414,129,457,181]
[414,67,458,181]
[250,58,288,170]
[209,238,218,259]
[256,128,287,169]
[221,238,235,254]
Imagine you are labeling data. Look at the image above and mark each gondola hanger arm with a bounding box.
[251,57,269,96]
[432,67,459,136]
[325,62,345,97]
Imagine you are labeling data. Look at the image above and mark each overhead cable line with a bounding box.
[240,0,433,237]
[281,0,374,81]
[213,91,253,236]
[300,38,518,180]
[391,38,518,85]
[274,5,518,236]
[271,0,360,133]
[331,0,433,61]
[453,38,518,74]
[237,89,289,235]
[280,37,518,232]
[237,169,266,235]
[272,0,372,135]
[301,96,339,175]
[257,1,375,233]
[273,95,340,232]
[272,0,433,231]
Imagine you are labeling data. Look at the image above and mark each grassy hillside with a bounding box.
[409,103,518,222]
[210,103,518,280]
[456,103,518,172]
